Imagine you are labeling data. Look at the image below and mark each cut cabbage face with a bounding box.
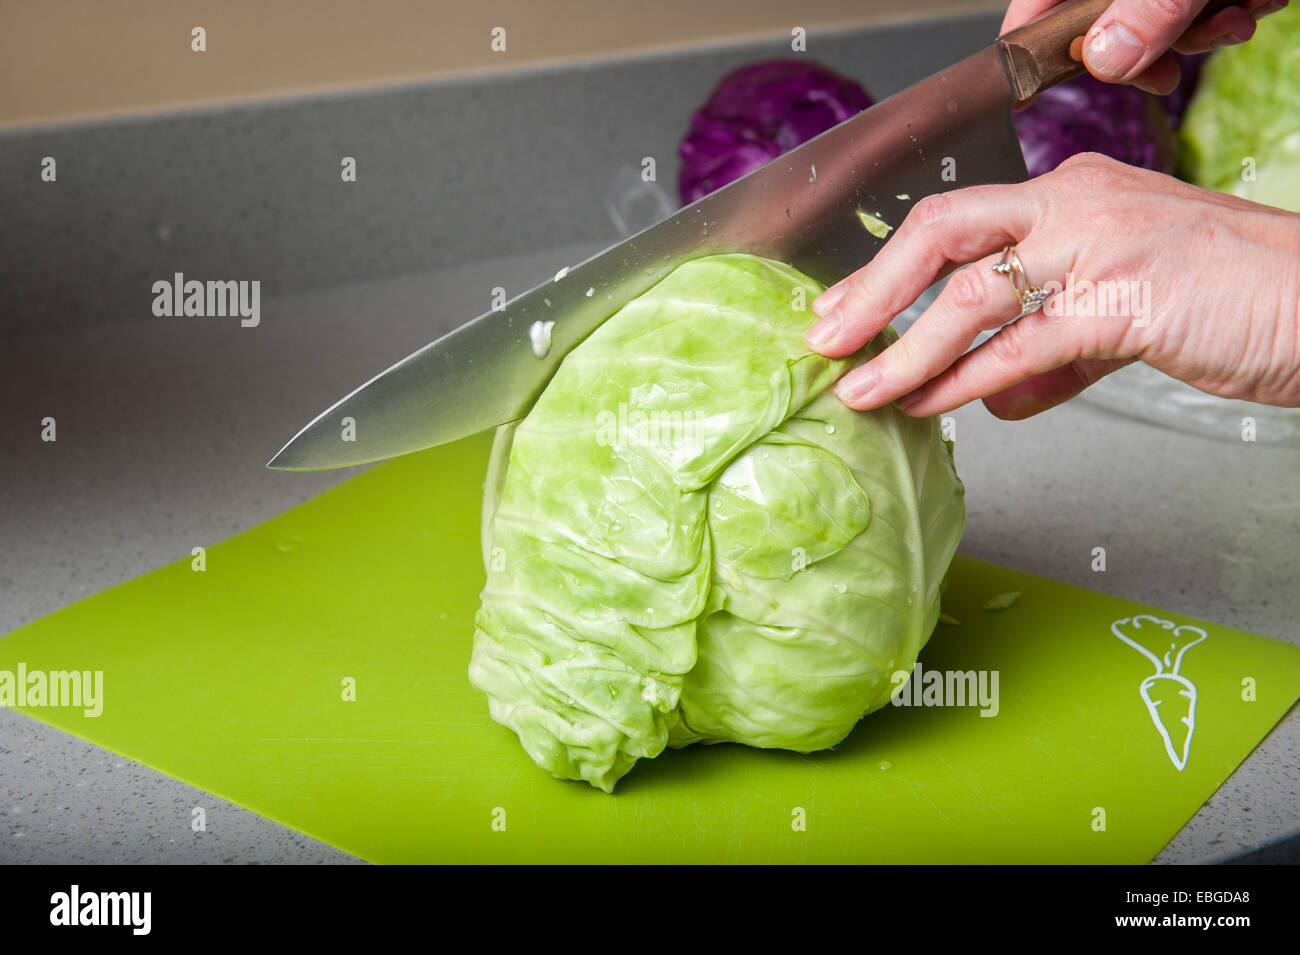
[469,253,965,792]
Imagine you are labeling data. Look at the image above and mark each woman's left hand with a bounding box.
[804,153,1300,419]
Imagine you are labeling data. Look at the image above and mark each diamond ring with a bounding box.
[991,245,1050,317]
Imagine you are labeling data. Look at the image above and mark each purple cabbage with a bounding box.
[678,60,872,204]
[1013,71,1176,178]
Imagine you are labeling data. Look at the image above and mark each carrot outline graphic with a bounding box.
[1111,615,1207,772]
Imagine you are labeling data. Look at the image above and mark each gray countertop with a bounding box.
[2,8,1297,864]
[2,237,1297,864]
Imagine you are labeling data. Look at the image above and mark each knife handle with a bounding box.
[998,0,1239,101]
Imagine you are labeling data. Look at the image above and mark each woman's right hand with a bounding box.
[1000,0,1289,95]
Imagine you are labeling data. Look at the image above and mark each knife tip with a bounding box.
[265,443,305,471]
[263,440,368,472]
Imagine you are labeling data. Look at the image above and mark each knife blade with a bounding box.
[267,0,1171,471]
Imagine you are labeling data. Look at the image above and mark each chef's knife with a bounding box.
[268,0,1230,471]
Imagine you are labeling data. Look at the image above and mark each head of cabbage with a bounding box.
[469,253,964,792]
[1179,4,1300,213]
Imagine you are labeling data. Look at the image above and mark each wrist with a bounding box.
[1265,211,1300,407]
[1289,215,1300,406]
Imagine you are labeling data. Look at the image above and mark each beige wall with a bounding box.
[0,0,1002,129]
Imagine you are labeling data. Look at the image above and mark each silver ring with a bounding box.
[991,245,1050,316]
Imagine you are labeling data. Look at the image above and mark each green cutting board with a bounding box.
[2,431,1298,863]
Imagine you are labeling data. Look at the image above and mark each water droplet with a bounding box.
[275,538,300,553]
[833,583,847,594]
[529,320,555,358]
[586,287,595,297]
[824,423,836,434]
[877,760,893,771]
[554,266,570,281]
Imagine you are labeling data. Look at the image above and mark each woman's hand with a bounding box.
[805,153,1300,419]
[1001,0,1288,95]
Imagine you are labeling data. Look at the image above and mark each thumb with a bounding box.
[1083,0,1207,81]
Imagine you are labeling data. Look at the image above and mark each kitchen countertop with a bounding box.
[2,237,1297,864]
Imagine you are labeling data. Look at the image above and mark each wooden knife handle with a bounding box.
[998,0,1240,101]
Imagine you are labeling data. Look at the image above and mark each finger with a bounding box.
[1083,0,1208,83]
[1128,53,1181,96]
[1172,4,1259,51]
[978,357,1136,419]
[1000,0,1063,34]
[833,238,1073,410]
[882,308,1086,417]
[806,184,1044,357]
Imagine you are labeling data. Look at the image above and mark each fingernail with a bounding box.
[834,363,879,404]
[895,390,921,411]
[1086,22,1142,79]
[812,283,848,318]
[1210,32,1244,48]
[807,308,842,348]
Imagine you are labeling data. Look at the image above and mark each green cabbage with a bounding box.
[1179,6,1300,212]
[469,253,965,791]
